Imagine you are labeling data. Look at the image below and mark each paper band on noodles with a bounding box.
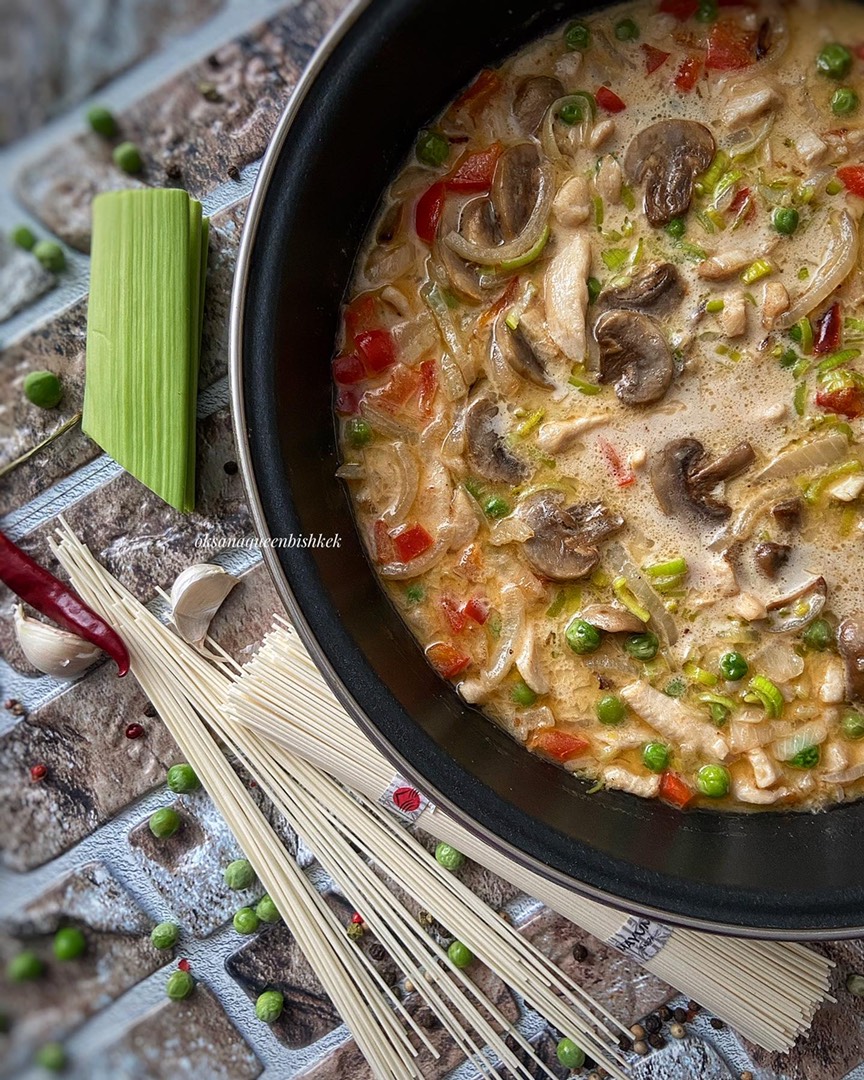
[378,774,432,824]
[605,916,672,962]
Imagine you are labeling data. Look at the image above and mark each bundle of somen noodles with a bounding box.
[51,522,833,1067]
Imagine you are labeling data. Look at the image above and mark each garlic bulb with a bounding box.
[14,605,101,678]
[170,563,237,646]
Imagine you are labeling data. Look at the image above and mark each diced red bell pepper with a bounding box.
[478,275,520,329]
[373,519,395,563]
[427,642,472,679]
[706,21,756,70]
[415,181,446,245]
[837,165,864,199]
[447,143,503,193]
[355,328,396,374]
[418,358,437,417]
[595,87,627,113]
[857,43,864,61]
[335,387,360,415]
[728,186,756,224]
[365,365,422,414]
[332,353,366,385]
[675,55,702,92]
[391,523,434,563]
[344,294,382,341]
[462,595,490,625]
[439,594,468,634]
[659,0,698,19]
[659,771,694,808]
[528,729,591,763]
[453,69,502,112]
[643,44,672,73]
[813,303,843,357]
[598,438,635,488]
[816,387,864,419]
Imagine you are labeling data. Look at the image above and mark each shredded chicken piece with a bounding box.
[820,656,847,703]
[552,175,591,227]
[762,280,790,330]
[629,446,647,470]
[601,764,661,798]
[733,775,791,804]
[594,156,623,203]
[447,487,480,552]
[821,738,848,775]
[698,249,773,281]
[731,592,768,621]
[381,285,413,319]
[515,623,550,694]
[536,415,607,454]
[544,231,591,362]
[721,80,781,129]
[795,130,828,166]
[589,119,616,150]
[554,51,583,88]
[718,292,747,338]
[510,705,556,742]
[828,474,864,502]
[747,748,781,789]
[620,681,731,760]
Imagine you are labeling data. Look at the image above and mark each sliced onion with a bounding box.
[488,516,534,546]
[606,543,678,645]
[823,762,864,784]
[335,463,365,481]
[771,720,829,762]
[359,400,419,443]
[439,352,469,401]
[377,537,448,580]
[756,432,848,481]
[752,642,805,684]
[447,486,480,551]
[728,114,775,160]
[421,281,472,390]
[515,623,550,694]
[391,316,438,367]
[484,585,526,687]
[541,96,594,167]
[364,441,419,526]
[776,210,858,330]
[444,163,554,267]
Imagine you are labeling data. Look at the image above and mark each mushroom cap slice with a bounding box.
[434,198,502,303]
[518,491,624,582]
[492,317,555,389]
[594,309,674,406]
[839,614,864,701]
[596,262,684,316]
[464,393,530,486]
[650,438,756,522]
[766,577,827,633]
[624,120,716,227]
[512,76,565,135]
[491,142,543,241]
[581,603,645,634]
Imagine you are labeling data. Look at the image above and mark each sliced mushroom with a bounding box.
[491,143,542,241]
[460,197,501,248]
[512,76,565,135]
[492,318,555,389]
[624,120,716,227]
[435,199,500,303]
[594,309,674,406]
[771,498,802,529]
[838,614,864,701]
[581,603,645,634]
[464,393,530,486]
[753,542,791,580]
[765,577,827,633]
[596,263,683,316]
[517,491,624,582]
[650,438,755,521]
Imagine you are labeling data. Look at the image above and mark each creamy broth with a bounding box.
[334,0,864,810]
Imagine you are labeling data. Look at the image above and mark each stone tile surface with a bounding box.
[632,1036,737,1079]
[207,560,283,663]
[0,661,180,870]
[0,236,55,323]
[1,0,225,145]
[0,861,163,1069]
[94,983,262,1080]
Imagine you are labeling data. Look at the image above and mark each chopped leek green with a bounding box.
[790,317,814,354]
[793,382,807,416]
[83,190,208,512]
[612,577,651,623]
[706,298,725,313]
[601,248,630,272]
[817,348,862,375]
[741,259,774,285]
[683,662,719,688]
[499,226,550,271]
[743,675,784,718]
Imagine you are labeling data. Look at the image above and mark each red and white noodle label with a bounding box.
[605,916,671,962]
[378,774,431,824]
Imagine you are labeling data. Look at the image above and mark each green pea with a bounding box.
[595,693,626,725]
[23,370,63,409]
[842,709,864,740]
[772,206,800,237]
[558,102,584,125]
[415,130,450,168]
[255,989,284,1023]
[86,105,117,137]
[165,969,195,1000]
[150,922,180,950]
[719,651,748,681]
[53,927,86,961]
[233,907,260,935]
[566,618,601,655]
[511,680,538,707]
[35,1043,67,1072]
[149,807,181,839]
[113,140,143,174]
[346,417,373,448]
[695,0,718,21]
[817,43,853,79]
[10,224,36,251]
[564,21,591,50]
[556,1037,586,1069]
[664,677,687,698]
[224,858,256,890]
[789,745,820,769]
[642,742,670,773]
[665,217,686,240]
[696,764,730,798]
[256,895,281,924]
[802,618,833,651]
[483,496,510,519]
[447,940,474,968]
[435,843,465,871]
[166,763,200,794]
[624,631,659,661]
[32,241,66,273]
[832,87,860,116]
[7,950,44,982]
[614,17,640,40]
[405,584,425,605]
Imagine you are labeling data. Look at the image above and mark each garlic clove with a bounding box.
[170,563,238,646]
[14,605,102,679]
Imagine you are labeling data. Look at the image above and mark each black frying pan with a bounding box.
[230,0,864,936]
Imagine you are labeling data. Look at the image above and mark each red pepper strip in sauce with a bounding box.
[415,181,447,245]
[447,143,503,193]
[440,595,468,634]
[659,770,694,808]
[452,69,502,113]
[706,21,757,70]
[0,530,129,676]
[528,729,591,763]
[462,595,490,625]
[595,87,627,113]
[427,642,471,679]
[391,523,434,563]
[659,0,698,20]
[642,44,671,74]
[837,165,864,199]
[816,387,864,419]
[813,303,843,357]
[598,439,636,488]
[675,56,703,93]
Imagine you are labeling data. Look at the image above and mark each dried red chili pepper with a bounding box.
[0,530,129,676]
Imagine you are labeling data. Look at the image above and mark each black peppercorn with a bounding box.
[644,1014,661,1034]
[368,943,386,962]
[223,460,239,475]
[227,164,241,182]
[143,702,158,718]
[658,1006,672,1022]
[648,1034,666,1050]
[617,1036,632,1052]
[673,1007,688,1024]
[571,943,589,961]
[710,1018,725,1030]
[687,1000,702,1013]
